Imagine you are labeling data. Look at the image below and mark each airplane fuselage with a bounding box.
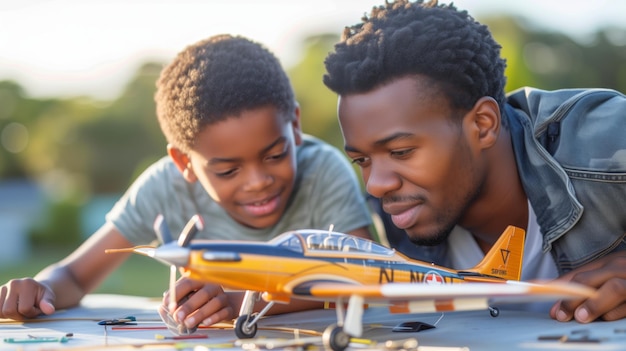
[181,232,496,303]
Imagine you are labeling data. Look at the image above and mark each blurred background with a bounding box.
[1,0,625,297]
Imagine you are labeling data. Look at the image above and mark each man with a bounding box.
[323,0,626,323]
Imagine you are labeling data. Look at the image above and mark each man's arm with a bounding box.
[550,249,626,323]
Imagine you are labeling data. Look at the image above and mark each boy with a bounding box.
[0,35,372,331]
[323,0,625,322]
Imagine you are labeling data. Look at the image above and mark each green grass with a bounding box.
[0,245,169,298]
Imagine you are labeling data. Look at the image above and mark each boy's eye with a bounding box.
[266,150,288,161]
[214,168,237,177]
[265,144,289,161]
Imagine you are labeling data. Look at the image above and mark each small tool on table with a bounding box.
[98,316,137,325]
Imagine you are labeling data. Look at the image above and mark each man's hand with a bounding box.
[0,278,56,320]
[550,250,626,323]
[160,277,234,332]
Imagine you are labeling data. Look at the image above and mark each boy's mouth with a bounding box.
[242,194,280,217]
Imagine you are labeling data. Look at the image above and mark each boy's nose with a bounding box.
[243,168,273,191]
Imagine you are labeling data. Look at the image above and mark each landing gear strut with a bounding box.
[233,291,275,339]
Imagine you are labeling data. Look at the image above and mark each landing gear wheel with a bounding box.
[234,314,258,339]
[322,324,350,351]
[489,307,500,317]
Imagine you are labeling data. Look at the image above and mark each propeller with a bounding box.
[153,214,174,245]
[153,214,204,247]
[152,214,204,336]
[178,214,204,247]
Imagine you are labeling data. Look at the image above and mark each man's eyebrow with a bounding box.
[208,136,287,165]
[344,132,414,153]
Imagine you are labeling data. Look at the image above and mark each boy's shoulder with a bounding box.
[297,134,342,158]
[128,156,185,192]
[296,134,351,170]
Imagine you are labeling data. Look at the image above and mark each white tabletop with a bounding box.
[1,294,625,350]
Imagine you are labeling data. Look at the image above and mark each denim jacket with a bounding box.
[375,87,626,275]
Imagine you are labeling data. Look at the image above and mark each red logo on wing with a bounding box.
[423,271,444,285]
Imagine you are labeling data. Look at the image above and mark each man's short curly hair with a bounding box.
[323,0,507,119]
[156,34,296,151]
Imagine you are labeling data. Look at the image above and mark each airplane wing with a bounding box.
[292,280,596,312]
[293,280,595,338]
[296,280,594,299]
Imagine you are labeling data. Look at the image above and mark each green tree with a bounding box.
[76,62,166,193]
[288,34,344,150]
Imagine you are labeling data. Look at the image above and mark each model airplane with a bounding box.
[107,215,596,351]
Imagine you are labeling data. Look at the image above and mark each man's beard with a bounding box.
[406,177,484,247]
[406,214,457,246]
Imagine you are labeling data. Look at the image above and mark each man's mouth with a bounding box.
[383,200,424,229]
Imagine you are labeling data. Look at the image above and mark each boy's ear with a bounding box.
[292,104,303,146]
[167,144,197,182]
[467,96,500,150]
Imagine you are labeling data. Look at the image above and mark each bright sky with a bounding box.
[1,0,625,100]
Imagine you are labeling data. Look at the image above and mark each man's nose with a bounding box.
[365,162,401,198]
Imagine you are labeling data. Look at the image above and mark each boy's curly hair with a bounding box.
[323,0,507,119]
[156,34,296,151]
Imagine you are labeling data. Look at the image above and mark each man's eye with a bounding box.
[391,148,414,158]
[351,157,369,166]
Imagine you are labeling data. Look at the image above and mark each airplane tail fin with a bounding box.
[463,226,526,281]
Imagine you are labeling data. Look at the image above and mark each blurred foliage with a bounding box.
[289,33,346,151]
[29,195,82,247]
[0,15,625,246]
[0,63,166,194]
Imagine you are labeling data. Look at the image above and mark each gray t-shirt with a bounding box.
[106,135,372,244]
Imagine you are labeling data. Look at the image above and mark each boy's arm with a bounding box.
[0,222,132,320]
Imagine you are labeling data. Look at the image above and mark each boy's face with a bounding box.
[338,76,486,246]
[171,105,302,229]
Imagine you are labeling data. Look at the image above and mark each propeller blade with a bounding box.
[153,214,174,244]
[177,214,204,247]
[169,264,177,310]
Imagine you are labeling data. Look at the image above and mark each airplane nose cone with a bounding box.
[153,244,191,267]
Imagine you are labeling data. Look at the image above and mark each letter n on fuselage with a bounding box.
[379,267,394,283]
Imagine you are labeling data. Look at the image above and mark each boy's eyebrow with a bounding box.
[344,132,414,153]
[208,136,287,165]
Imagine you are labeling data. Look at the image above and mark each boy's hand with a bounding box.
[550,250,626,323]
[160,277,234,332]
[0,278,56,320]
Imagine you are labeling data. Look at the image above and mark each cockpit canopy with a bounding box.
[272,229,395,256]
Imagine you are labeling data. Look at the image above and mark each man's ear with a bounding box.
[167,144,197,182]
[291,104,303,146]
[466,96,501,150]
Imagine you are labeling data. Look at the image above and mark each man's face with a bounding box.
[186,105,302,229]
[338,77,484,245]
